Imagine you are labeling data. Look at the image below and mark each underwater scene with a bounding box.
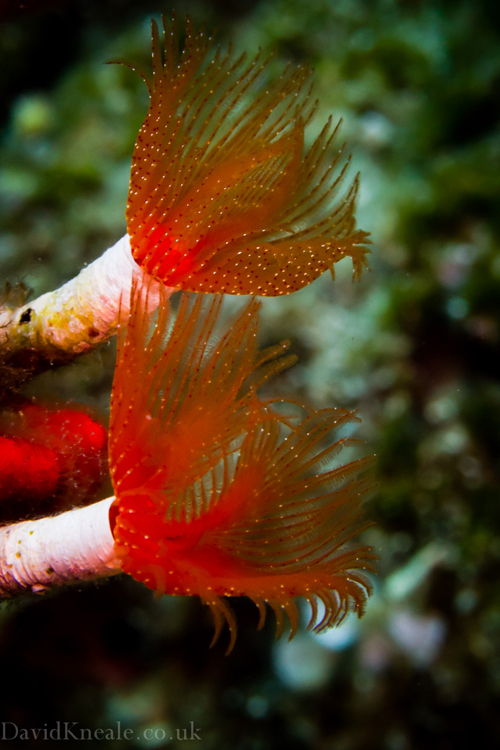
[0,0,499,748]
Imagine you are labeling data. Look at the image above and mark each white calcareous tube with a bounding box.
[0,234,165,356]
[0,497,121,597]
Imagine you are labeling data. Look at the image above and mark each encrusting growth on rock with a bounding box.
[109,281,376,652]
[0,401,107,522]
[126,16,370,296]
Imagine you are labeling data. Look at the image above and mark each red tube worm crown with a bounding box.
[109,283,376,652]
[126,16,370,295]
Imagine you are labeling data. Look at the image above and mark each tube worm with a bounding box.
[0,237,162,392]
[0,14,368,390]
[126,16,370,295]
[0,497,120,597]
[110,282,376,652]
[109,281,295,504]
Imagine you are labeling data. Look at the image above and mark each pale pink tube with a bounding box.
[0,497,120,597]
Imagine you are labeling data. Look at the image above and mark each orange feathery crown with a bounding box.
[109,282,376,652]
[126,16,370,295]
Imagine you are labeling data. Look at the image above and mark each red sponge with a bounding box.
[0,435,59,502]
[0,401,108,521]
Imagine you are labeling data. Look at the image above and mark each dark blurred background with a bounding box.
[1,0,500,748]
